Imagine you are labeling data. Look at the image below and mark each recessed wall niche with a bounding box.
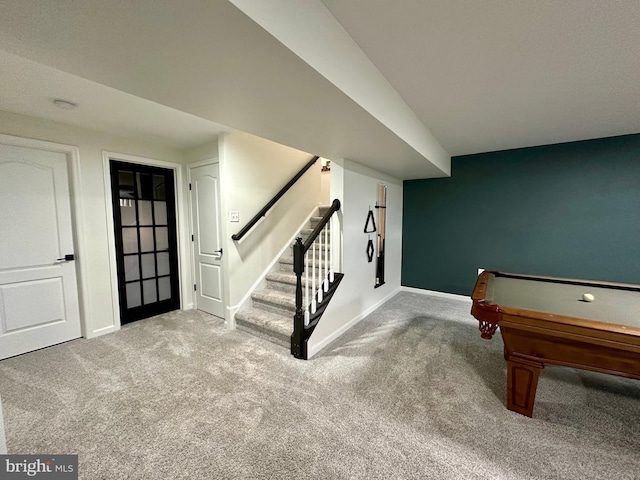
[375,183,387,288]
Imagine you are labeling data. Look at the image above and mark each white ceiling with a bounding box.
[0,0,447,179]
[0,1,638,177]
[0,50,229,149]
[322,0,640,156]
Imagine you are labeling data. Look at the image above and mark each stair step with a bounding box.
[290,246,332,256]
[279,255,294,266]
[235,308,291,347]
[290,238,332,248]
[295,241,332,252]
[300,228,331,237]
[278,256,333,275]
[266,271,298,294]
[268,270,331,284]
[266,270,331,294]
[251,288,296,316]
[306,219,333,228]
[309,216,324,226]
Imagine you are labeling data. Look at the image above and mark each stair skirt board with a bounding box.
[235,205,338,349]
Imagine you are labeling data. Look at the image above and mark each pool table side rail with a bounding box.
[471,270,640,340]
[493,271,640,292]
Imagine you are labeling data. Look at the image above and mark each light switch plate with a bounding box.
[230,211,239,222]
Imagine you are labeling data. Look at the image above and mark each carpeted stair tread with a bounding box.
[279,255,294,266]
[267,270,327,286]
[251,288,296,312]
[300,227,331,236]
[235,308,291,346]
[266,270,298,285]
[278,257,327,275]
[290,238,332,250]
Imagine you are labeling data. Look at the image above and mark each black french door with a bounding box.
[110,161,180,324]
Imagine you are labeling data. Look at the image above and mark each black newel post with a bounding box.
[291,237,306,359]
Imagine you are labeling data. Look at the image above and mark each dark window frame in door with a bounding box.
[109,160,181,324]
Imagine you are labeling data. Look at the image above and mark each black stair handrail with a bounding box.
[231,156,319,241]
[291,198,341,359]
[301,198,340,253]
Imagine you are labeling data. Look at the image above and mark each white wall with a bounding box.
[183,138,219,163]
[308,158,403,357]
[0,110,196,338]
[218,132,321,318]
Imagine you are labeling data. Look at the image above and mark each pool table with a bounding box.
[471,270,640,417]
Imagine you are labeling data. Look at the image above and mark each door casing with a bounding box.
[103,152,189,330]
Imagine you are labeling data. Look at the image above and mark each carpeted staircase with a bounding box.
[235,205,331,347]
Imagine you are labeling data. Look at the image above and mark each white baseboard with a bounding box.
[400,286,471,303]
[226,304,238,329]
[307,286,401,359]
[87,324,117,339]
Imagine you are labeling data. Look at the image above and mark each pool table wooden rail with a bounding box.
[471,270,640,417]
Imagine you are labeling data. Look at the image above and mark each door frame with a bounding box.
[187,158,230,325]
[0,133,88,337]
[103,151,189,330]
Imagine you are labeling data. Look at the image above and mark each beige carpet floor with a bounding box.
[0,291,638,479]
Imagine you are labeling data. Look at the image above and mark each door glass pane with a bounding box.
[157,252,170,276]
[138,200,153,226]
[154,201,167,225]
[143,279,157,304]
[119,171,134,186]
[137,173,153,199]
[158,277,171,301]
[119,171,135,199]
[156,227,168,250]
[122,228,138,254]
[153,175,166,200]
[140,227,154,252]
[141,253,156,279]
[120,204,137,226]
[124,255,140,281]
[126,282,142,308]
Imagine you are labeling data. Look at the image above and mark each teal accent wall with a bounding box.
[402,134,640,295]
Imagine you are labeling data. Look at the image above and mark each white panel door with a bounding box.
[190,163,225,318]
[0,144,81,360]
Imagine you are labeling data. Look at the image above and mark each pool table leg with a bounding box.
[506,357,543,417]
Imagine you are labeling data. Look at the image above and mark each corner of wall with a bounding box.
[307,158,403,357]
